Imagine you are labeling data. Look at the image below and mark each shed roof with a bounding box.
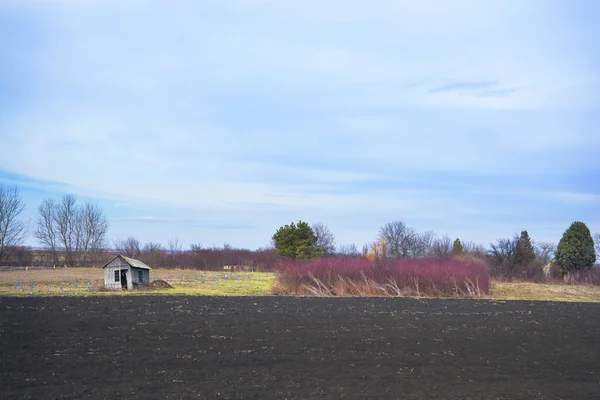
[103,255,151,270]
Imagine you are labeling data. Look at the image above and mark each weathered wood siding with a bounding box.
[104,256,151,290]
[543,259,561,277]
[104,257,129,290]
[131,267,150,286]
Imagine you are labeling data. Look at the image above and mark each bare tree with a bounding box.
[0,185,28,263]
[77,201,108,263]
[312,222,336,255]
[143,242,164,253]
[168,237,183,253]
[594,233,600,258]
[114,236,141,257]
[82,201,108,250]
[361,244,369,257]
[337,243,359,256]
[55,194,78,266]
[410,230,436,258]
[462,240,487,257]
[34,198,59,266]
[429,234,453,258]
[377,221,417,259]
[34,194,109,266]
[488,236,519,276]
[190,243,203,253]
[533,240,556,265]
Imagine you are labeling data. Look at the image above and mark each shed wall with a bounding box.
[103,256,151,290]
[104,258,130,290]
[131,267,150,286]
[104,265,123,290]
[127,269,133,290]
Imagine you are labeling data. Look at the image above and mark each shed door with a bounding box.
[121,270,128,289]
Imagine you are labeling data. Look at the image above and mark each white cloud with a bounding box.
[1,0,599,248]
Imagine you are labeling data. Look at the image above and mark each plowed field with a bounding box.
[1,297,599,399]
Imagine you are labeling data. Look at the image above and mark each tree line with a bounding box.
[271,220,598,278]
[1,183,599,275]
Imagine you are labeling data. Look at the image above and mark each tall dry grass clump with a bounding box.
[273,257,489,298]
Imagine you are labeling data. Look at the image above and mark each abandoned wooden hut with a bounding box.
[542,259,561,277]
[103,255,151,290]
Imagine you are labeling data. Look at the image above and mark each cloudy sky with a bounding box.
[1,0,599,250]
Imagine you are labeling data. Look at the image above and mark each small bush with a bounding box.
[274,257,489,297]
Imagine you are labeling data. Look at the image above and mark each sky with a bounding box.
[1,0,599,250]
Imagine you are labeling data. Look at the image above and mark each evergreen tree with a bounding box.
[272,221,324,259]
[555,222,596,272]
[452,238,464,255]
[515,230,536,268]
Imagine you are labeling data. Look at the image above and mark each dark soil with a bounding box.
[146,280,173,289]
[1,297,599,399]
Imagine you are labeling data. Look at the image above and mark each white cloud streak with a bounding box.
[1,0,599,248]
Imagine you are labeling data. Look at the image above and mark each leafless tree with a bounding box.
[190,243,203,253]
[488,236,519,276]
[462,240,487,257]
[429,234,453,258]
[143,242,164,253]
[34,194,109,266]
[34,198,59,266]
[168,237,183,253]
[377,220,418,259]
[114,236,141,257]
[54,195,79,266]
[533,240,556,265]
[361,244,369,257]
[594,233,600,258]
[77,201,108,263]
[0,185,28,263]
[141,242,166,268]
[410,230,436,258]
[312,222,336,255]
[337,243,359,256]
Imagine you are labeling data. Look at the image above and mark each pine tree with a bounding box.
[272,221,323,259]
[515,230,536,268]
[555,222,596,272]
[452,238,463,255]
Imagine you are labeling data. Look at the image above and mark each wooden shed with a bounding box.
[542,259,561,277]
[103,255,151,290]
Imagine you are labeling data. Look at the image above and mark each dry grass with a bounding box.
[275,257,490,298]
[273,272,485,298]
[488,281,600,303]
[2,268,600,302]
[0,268,276,297]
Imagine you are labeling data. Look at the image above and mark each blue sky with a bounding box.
[1,0,599,250]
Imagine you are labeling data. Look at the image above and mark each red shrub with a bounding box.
[274,257,489,297]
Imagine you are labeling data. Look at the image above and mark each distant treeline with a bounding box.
[1,185,599,277]
[0,245,282,271]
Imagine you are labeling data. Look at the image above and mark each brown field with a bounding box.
[0,267,276,296]
[1,267,600,302]
[488,281,600,303]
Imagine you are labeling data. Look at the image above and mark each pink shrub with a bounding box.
[274,257,489,297]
